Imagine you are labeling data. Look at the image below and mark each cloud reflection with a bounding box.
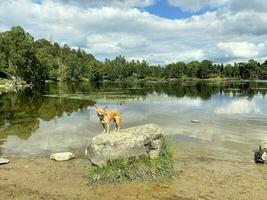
[214,97,264,114]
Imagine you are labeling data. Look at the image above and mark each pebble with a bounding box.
[0,158,10,165]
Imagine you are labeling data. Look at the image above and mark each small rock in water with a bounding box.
[255,144,267,164]
[255,151,265,163]
[191,119,200,123]
[0,158,10,165]
[50,152,75,161]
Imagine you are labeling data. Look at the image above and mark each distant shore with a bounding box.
[3,76,267,85]
[0,77,238,86]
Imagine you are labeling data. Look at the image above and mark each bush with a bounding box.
[86,138,175,185]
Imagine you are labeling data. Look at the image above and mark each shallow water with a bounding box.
[0,80,267,162]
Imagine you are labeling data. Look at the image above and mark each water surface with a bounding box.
[0,81,267,162]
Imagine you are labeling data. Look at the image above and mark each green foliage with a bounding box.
[165,62,186,78]
[1,26,267,83]
[86,138,175,185]
[0,26,47,83]
[0,27,97,83]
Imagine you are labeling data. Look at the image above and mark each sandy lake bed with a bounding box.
[1,142,267,200]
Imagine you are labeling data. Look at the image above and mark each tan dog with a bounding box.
[94,105,122,134]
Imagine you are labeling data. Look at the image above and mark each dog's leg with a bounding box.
[102,122,107,134]
[114,117,121,132]
[114,126,118,132]
[114,119,118,131]
[107,123,110,134]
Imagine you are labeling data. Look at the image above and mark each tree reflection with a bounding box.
[0,87,95,155]
[0,81,266,155]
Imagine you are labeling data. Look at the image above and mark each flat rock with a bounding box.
[50,152,75,161]
[0,158,10,165]
[85,123,165,166]
[191,119,200,123]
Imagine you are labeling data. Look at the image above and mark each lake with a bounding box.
[1,80,267,163]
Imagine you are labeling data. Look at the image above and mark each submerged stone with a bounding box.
[85,123,165,166]
[0,158,10,165]
[191,119,200,123]
[50,152,75,161]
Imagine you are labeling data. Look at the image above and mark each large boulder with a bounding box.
[85,123,165,166]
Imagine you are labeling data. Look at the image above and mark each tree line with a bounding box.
[1,26,267,84]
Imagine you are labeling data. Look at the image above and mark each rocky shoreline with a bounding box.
[0,79,31,93]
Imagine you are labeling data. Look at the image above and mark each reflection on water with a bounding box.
[0,81,267,161]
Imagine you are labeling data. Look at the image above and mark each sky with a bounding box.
[0,0,267,65]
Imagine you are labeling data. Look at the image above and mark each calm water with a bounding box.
[0,81,267,162]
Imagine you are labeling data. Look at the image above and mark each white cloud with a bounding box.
[0,0,267,64]
[55,0,154,8]
[217,42,266,58]
[168,0,227,12]
[229,0,267,13]
[139,49,205,64]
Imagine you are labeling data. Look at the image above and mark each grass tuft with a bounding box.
[86,138,175,185]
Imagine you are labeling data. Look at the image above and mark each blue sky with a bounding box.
[140,0,218,19]
[0,0,267,64]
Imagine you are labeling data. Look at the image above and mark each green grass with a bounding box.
[86,138,175,185]
[0,79,9,84]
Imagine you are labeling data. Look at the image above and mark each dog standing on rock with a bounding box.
[94,105,122,134]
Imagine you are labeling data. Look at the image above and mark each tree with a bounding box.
[223,64,234,77]
[1,26,267,83]
[35,39,58,81]
[238,59,260,79]
[1,26,47,83]
[0,52,7,71]
[187,61,200,78]
[247,59,260,79]
[197,60,213,79]
[0,33,7,71]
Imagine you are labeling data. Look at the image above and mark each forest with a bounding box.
[1,26,267,84]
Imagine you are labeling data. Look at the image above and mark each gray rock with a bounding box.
[50,152,75,161]
[0,158,9,165]
[255,144,267,163]
[85,123,165,166]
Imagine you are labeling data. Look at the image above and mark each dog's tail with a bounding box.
[114,116,122,125]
